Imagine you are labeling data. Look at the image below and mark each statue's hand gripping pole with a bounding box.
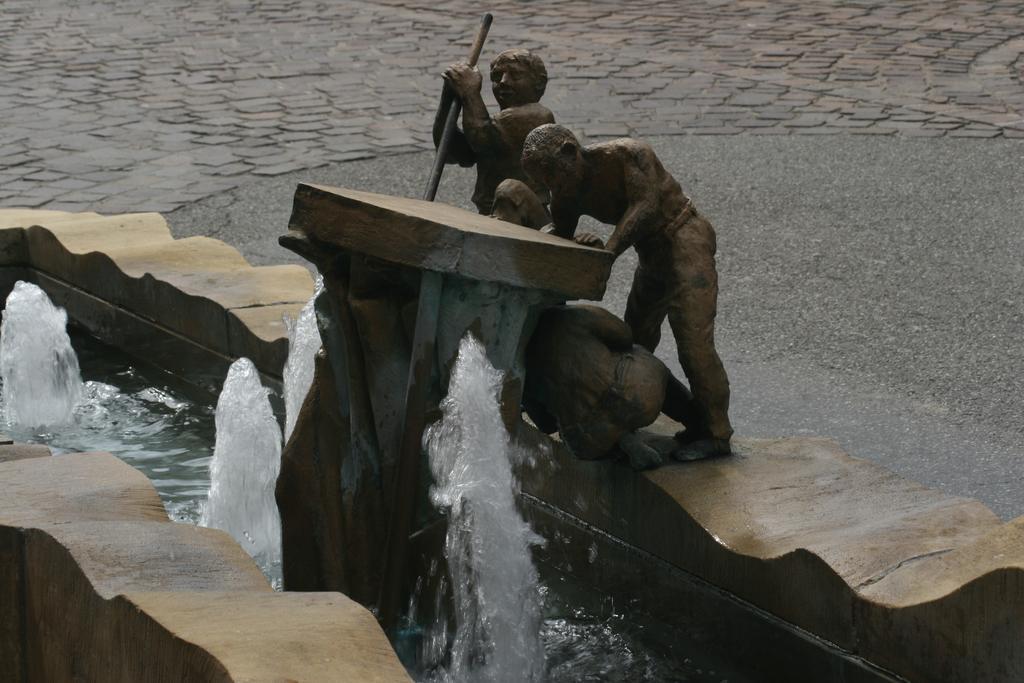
[423,13,493,201]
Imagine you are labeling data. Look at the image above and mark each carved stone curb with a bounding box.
[519,424,1023,682]
[0,209,314,381]
[0,450,409,682]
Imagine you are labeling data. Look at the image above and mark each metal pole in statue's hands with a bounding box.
[378,12,493,636]
[423,12,493,201]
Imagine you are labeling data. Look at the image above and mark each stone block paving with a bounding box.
[1,0,1022,213]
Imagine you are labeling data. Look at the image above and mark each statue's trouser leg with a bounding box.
[624,261,667,352]
[624,258,704,434]
[662,374,703,431]
[664,217,733,443]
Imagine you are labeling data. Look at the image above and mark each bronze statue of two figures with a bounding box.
[273,28,735,621]
[435,46,733,467]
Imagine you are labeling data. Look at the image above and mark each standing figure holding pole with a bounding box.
[433,47,555,228]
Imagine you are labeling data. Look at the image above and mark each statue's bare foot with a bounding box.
[671,438,731,462]
[619,432,664,470]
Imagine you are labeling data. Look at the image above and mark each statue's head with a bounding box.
[490,49,547,108]
[522,124,584,195]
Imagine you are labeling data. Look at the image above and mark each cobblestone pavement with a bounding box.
[2,0,1023,213]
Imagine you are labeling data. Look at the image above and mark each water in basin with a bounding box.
[0,327,215,524]
[0,288,751,682]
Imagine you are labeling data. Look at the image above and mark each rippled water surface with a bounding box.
[0,330,216,523]
[406,561,748,683]
[541,570,749,683]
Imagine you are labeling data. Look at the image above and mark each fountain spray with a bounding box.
[0,281,83,429]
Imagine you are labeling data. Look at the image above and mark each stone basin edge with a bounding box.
[0,209,314,386]
[517,425,1024,683]
[0,446,410,682]
[0,209,408,681]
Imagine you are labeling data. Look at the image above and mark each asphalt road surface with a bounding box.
[169,134,1024,518]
